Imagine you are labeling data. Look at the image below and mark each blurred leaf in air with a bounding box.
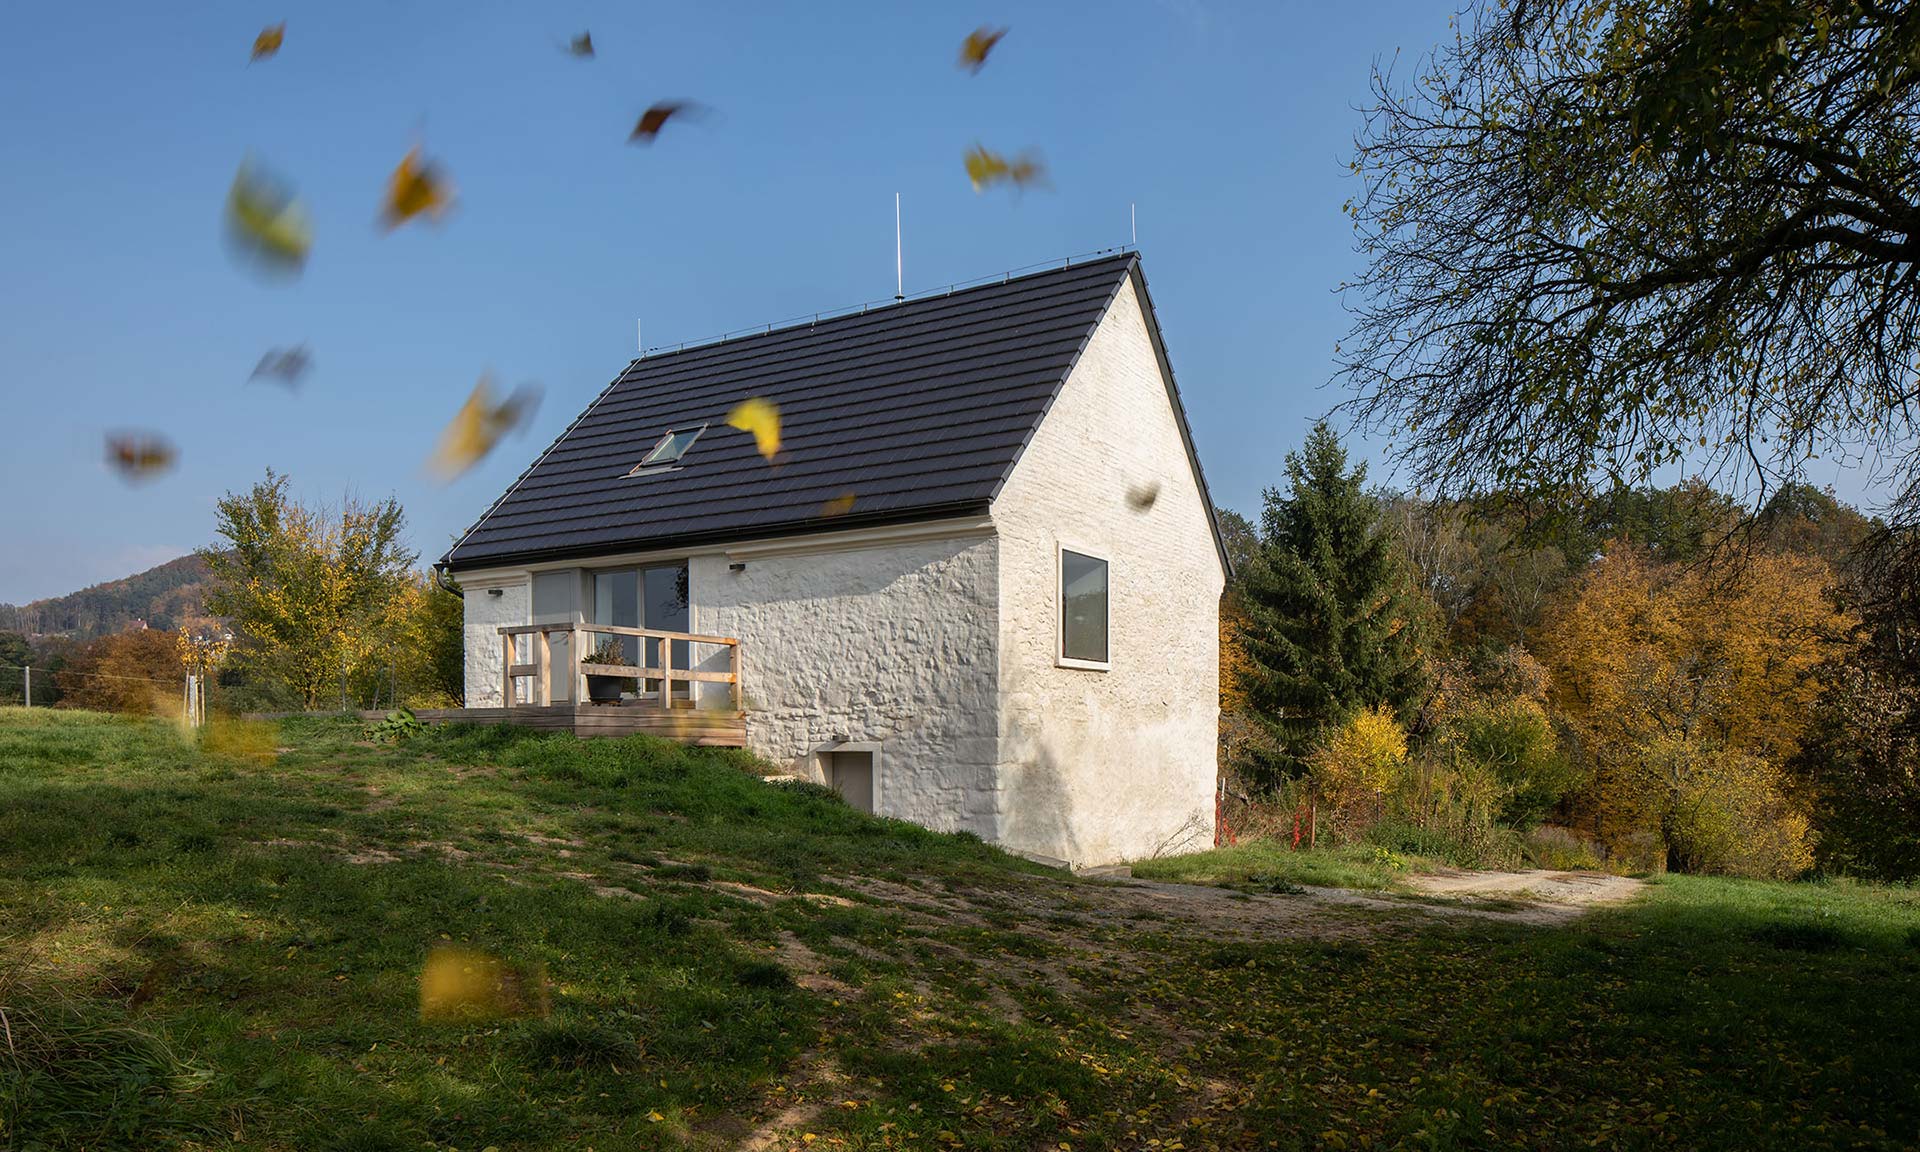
[249,345,311,389]
[727,398,781,461]
[106,433,177,483]
[225,159,311,277]
[429,374,542,481]
[959,26,1007,73]
[381,146,454,230]
[964,144,1046,193]
[252,23,284,62]
[567,31,595,58]
[630,101,705,144]
[419,945,549,1021]
[820,492,857,517]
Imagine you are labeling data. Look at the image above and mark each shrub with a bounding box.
[1663,745,1814,879]
[1379,755,1521,868]
[1311,706,1409,837]
[1456,698,1581,827]
[1523,824,1604,871]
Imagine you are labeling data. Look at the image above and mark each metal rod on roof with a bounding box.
[894,193,904,303]
[1132,203,1137,246]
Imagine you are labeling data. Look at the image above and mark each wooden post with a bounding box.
[659,636,674,709]
[570,626,584,707]
[501,633,515,707]
[729,641,742,712]
[536,630,552,707]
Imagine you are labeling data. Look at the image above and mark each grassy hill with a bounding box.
[2,710,1917,1150]
[0,554,213,639]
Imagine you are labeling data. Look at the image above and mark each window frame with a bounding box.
[627,423,707,476]
[1055,541,1112,672]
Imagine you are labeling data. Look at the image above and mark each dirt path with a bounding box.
[1398,868,1645,924]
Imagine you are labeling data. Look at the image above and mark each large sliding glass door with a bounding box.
[591,562,689,701]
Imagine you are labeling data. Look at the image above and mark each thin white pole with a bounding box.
[894,193,904,302]
[22,666,29,707]
[1131,202,1137,246]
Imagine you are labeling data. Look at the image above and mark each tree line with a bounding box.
[0,470,462,716]
[1220,422,1914,881]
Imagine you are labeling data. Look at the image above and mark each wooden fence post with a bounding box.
[730,641,742,712]
[536,630,552,707]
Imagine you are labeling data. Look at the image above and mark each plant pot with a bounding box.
[586,675,625,704]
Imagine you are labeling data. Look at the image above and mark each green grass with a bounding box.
[4,708,1919,1150]
[1132,838,1429,891]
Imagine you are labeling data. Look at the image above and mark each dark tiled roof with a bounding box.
[443,253,1216,571]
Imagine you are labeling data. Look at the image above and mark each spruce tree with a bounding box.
[1240,422,1429,786]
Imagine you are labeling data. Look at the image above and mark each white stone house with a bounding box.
[439,254,1229,867]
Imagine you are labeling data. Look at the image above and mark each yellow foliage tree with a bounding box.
[201,471,416,710]
[1311,705,1410,837]
[1536,545,1853,874]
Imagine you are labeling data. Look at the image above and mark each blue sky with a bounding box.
[0,2,1862,604]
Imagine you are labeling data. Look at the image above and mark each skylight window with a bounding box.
[629,424,706,475]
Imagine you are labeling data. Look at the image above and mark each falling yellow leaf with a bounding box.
[959,26,1007,72]
[252,23,284,62]
[381,146,454,230]
[965,144,1047,193]
[428,374,542,481]
[567,31,594,58]
[727,397,781,460]
[418,945,548,1021]
[105,432,177,482]
[225,160,312,275]
[630,101,704,144]
[1126,480,1161,511]
[819,491,857,517]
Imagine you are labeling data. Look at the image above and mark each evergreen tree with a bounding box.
[1240,422,1429,785]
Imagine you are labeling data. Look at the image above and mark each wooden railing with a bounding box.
[497,623,742,712]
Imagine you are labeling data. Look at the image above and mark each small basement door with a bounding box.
[828,750,875,814]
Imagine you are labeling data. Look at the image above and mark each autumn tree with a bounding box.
[1537,546,1853,874]
[354,570,466,708]
[201,471,416,710]
[1343,1,1920,533]
[56,628,184,715]
[1239,423,1431,785]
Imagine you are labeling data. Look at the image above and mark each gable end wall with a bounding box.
[991,276,1223,866]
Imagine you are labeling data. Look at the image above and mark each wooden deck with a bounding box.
[247,704,747,746]
[417,704,746,746]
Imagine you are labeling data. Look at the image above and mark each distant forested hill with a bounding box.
[0,554,214,639]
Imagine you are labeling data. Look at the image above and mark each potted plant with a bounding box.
[583,638,632,704]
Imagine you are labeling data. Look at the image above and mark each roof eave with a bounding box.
[439,498,994,574]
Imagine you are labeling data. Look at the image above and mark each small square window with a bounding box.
[629,424,706,475]
[1059,547,1110,669]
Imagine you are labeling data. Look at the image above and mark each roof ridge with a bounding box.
[636,248,1137,362]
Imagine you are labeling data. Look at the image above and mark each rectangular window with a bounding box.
[629,425,706,474]
[1059,547,1110,668]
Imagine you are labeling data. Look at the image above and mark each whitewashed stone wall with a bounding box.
[456,576,529,707]
[688,534,1003,839]
[991,276,1223,866]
